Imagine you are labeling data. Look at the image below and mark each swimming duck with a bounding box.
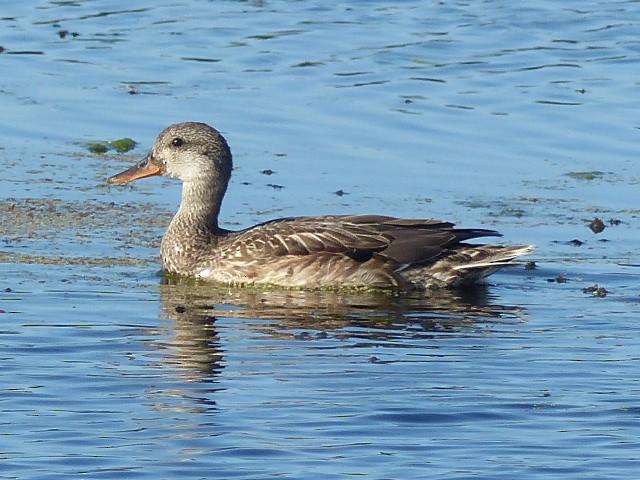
[108,122,533,290]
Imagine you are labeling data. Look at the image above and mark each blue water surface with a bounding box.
[1,1,639,479]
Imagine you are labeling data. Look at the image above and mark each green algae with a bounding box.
[0,197,169,240]
[86,142,109,154]
[457,198,530,219]
[0,251,152,268]
[564,171,606,181]
[162,271,403,295]
[85,137,137,155]
[0,197,170,270]
[109,137,137,153]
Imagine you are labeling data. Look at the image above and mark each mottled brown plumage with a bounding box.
[108,122,533,290]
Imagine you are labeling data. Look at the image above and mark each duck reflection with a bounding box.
[158,274,527,382]
[157,299,224,381]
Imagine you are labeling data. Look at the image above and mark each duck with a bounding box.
[107,122,533,290]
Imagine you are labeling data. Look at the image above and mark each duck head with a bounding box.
[107,122,233,185]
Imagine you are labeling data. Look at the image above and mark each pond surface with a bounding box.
[1,1,640,478]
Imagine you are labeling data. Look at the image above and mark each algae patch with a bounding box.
[0,197,171,268]
[0,197,168,241]
[564,171,607,181]
[85,137,137,154]
[0,251,152,268]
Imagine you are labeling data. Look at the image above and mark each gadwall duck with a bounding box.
[108,122,533,290]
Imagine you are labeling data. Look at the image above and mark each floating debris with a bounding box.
[548,275,568,284]
[589,218,605,234]
[110,138,137,153]
[58,30,79,39]
[0,197,169,266]
[292,61,324,68]
[181,57,221,63]
[85,137,137,154]
[583,284,608,298]
[564,171,606,181]
[86,142,108,154]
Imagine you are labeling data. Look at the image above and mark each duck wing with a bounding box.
[218,215,501,267]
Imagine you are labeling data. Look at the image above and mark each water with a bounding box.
[1,1,640,478]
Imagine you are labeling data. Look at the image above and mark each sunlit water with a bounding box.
[1,1,639,478]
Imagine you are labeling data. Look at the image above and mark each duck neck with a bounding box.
[161,178,227,274]
[177,179,225,233]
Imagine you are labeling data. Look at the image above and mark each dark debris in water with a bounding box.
[57,29,80,39]
[181,57,221,63]
[548,275,568,284]
[292,61,325,68]
[588,217,605,234]
[583,284,608,298]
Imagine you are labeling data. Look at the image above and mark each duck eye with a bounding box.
[171,137,184,147]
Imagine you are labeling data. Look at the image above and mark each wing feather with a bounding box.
[216,215,501,266]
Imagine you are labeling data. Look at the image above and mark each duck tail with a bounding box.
[421,244,534,288]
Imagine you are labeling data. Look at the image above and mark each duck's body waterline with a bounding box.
[108,122,533,290]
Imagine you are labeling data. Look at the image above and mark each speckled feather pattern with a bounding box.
[109,122,533,290]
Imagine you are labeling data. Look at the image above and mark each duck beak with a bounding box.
[107,153,163,184]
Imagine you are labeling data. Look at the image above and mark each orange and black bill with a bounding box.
[107,154,163,184]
